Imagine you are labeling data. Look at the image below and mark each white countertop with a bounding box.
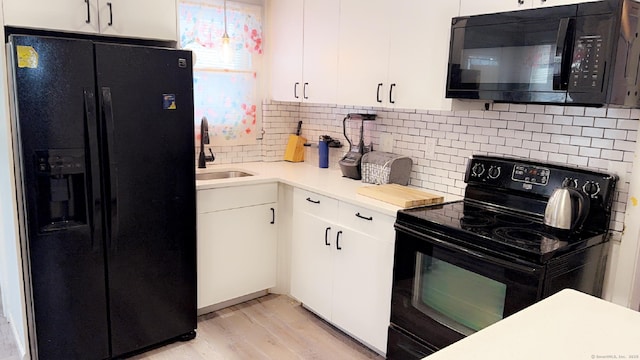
[425,289,640,360]
[195,161,460,217]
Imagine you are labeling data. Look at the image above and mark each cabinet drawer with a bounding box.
[197,182,278,213]
[293,188,338,221]
[338,202,395,241]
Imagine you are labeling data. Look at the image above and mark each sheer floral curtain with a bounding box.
[179,0,263,146]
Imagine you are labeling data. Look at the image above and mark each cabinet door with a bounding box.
[3,0,100,33]
[534,0,599,7]
[387,0,458,110]
[459,0,532,16]
[290,212,334,320]
[331,227,394,353]
[269,0,304,102]
[301,0,340,104]
[97,0,177,41]
[336,0,390,107]
[197,203,277,308]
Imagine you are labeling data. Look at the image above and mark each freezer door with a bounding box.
[8,35,109,359]
[94,43,196,357]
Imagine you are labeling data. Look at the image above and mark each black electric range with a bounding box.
[387,155,618,359]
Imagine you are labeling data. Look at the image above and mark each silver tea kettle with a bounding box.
[544,186,590,231]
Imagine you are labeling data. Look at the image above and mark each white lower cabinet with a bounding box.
[290,188,395,354]
[197,183,278,309]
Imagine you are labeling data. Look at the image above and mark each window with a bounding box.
[178,0,263,146]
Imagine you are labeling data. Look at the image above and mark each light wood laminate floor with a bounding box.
[129,294,384,360]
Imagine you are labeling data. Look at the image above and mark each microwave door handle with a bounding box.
[553,17,575,90]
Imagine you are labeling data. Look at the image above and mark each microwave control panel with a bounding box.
[571,35,604,89]
[570,13,613,92]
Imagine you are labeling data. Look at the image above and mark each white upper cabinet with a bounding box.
[269,0,339,103]
[3,0,100,34]
[387,0,459,110]
[460,0,600,16]
[2,0,177,41]
[96,0,177,41]
[336,0,390,108]
[534,0,600,7]
[460,0,532,16]
[268,0,304,101]
[301,0,340,104]
[337,0,458,111]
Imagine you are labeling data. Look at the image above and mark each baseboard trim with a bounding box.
[197,290,269,316]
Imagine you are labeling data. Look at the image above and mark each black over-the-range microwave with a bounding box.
[446,0,640,107]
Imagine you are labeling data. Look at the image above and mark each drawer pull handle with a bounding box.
[355,212,373,221]
[336,230,343,250]
[325,227,331,246]
[85,0,91,23]
[306,197,320,204]
[107,2,113,26]
[270,208,275,224]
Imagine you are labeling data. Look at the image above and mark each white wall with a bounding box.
[0,5,29,357]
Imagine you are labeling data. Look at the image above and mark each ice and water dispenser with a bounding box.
[35,149,87,231]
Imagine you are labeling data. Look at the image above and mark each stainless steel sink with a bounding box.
[196,170,254,180]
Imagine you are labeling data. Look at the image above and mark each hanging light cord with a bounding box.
[223,0,229,40]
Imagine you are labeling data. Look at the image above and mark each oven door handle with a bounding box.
[396,224,540,275]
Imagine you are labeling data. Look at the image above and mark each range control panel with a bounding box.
[465,155,616,200]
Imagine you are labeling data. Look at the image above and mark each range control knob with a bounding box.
[562,177,578,188]
[583,181,601,197]
[471,163,485,177]
[487,166,501,179]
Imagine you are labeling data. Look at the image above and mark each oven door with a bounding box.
[389,224,544,354]
[446,6,578,104]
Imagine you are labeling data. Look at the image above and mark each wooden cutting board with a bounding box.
[357,184,444,208]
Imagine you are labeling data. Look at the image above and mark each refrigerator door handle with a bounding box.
[84,89,102,251]
[101,87,119,252]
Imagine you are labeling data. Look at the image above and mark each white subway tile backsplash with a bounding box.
[615,140,636,152]
[607,108,631,119]
[223,99,639,240]
[534,114,554,124]
[585,107,607,117]
[568,155,589,166]
[591,138,614,149]
[601,149,624,161]
[516,112,535,122]
[595,117,617,128]
[604,129,628,140]
[526,104,546,113]
[582,127,604,138]
[562,126,582,136]
[564,106,585,116]
[558,144,580,155]
[617,119,638,130]
[543,124,562,133]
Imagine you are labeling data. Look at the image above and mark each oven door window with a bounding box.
[413,254,506,335]
[390,227,542,351]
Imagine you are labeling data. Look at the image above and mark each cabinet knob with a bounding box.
[270,207,275,224]
[336,230,343,250]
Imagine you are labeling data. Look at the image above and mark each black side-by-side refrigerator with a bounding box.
[8,34,197,359]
